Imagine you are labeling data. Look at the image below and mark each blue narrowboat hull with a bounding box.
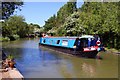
[39,43,98,58]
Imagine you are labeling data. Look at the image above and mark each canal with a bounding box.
[2,38,118,78]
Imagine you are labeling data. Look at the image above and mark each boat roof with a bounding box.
[80,35,94,38]
[43,35,94,39]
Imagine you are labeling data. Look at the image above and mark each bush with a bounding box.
[13,34,20,40]
[8,35,20,41]
[0,37,10,42]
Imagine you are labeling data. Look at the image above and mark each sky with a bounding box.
[13,1,84,27]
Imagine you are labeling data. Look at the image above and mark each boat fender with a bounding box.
[97,48,101,52]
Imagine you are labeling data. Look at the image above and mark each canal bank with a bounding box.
[2,38,119,78]
[1,49,24,79]
[1,68,24,80]
[104,48,120,56]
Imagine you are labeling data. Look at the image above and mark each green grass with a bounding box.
[105,47,120,52]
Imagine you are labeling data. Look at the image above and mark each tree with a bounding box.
[61,12,80,36]
[43,0,77,33]
[17,22,28,37]
[1,1,23,19]
[79,2,119,49]
[43,14,56,32]
[2,15,29,38]
[33,24,40,29]
[57,0,77,25]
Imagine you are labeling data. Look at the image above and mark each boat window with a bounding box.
[43,39,46,43]
[62,40,68,46]
[57,40,60,44]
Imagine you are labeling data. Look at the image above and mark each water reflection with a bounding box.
[81,62,96,77]
[39,49,61,67]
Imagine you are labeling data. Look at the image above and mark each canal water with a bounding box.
[2,38,118,78]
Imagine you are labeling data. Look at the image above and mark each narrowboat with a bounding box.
[39,35,104,58]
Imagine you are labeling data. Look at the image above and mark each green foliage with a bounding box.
[17,21,28,38]
[1,1,23,19]
[7,54,14,60]
[43,1,77,34]
[57,1,77,25]
[33,24,40,29]
[13,34,20,40]
[61,12,80,36]
[0,37,10,42]
[1,15,38,38]
[43,15,56,32]
[28,23,40,34]
[78,2,119,49]
[56,26,66,36]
